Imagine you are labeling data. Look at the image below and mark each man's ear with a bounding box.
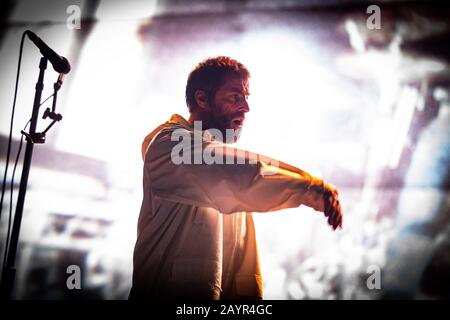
[194,90,209,110]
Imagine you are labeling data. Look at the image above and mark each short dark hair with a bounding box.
[185,56,250,112]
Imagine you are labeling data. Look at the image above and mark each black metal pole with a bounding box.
[0,57,47,299]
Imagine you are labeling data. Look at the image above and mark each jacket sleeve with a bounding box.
[144,127,328,214]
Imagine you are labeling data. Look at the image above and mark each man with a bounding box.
[129,56,342,300]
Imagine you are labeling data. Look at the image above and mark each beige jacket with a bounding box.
[129,114,327,300]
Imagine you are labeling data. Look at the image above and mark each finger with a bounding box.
[326,194,338,217]
[332,209,340,229]
[327,208,336,227]
[324,195,333,217]
[336,212,342,230]
[333,203,343,230]
[329,199,337,221]
[327,212,333,226]
[324,206,331,217]
[336,206,343,229]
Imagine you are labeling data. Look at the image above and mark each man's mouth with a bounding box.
[231,115,245,128]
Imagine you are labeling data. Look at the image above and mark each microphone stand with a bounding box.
[0,57,63,299]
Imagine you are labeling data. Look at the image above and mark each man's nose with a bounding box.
[239,99,250,113]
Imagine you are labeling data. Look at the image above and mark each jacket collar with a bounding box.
[167,113,192,129]
[141,114,191,160]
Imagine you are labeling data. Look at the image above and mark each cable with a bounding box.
[3,120,29,269]
[0,31,29,269]
[0,31,27,234]
[39,93,55,107]
[2,81,56,268]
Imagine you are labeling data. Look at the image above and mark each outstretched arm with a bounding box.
[145,128,343,230]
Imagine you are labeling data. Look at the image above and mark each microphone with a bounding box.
[26,30,71,74]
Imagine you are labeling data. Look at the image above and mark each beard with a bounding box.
[200,104,243,144]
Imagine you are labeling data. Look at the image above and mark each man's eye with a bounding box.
[229,94,239,101]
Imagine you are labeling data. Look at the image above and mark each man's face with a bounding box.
[203,75,250,143]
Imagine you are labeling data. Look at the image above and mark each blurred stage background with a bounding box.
[0,0,449,299]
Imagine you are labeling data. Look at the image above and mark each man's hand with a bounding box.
[323,183,343,230]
